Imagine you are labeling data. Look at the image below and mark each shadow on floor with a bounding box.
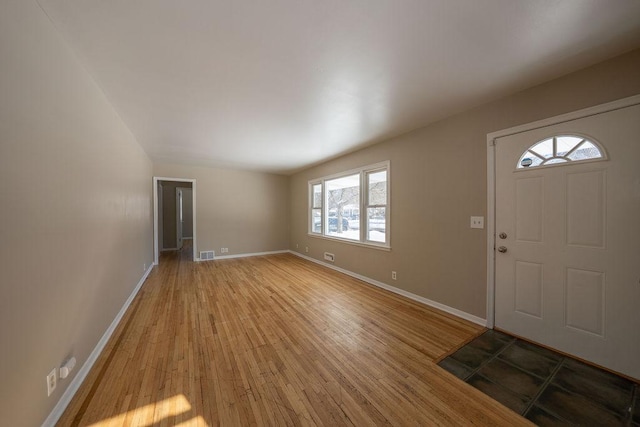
[438,330,639,426]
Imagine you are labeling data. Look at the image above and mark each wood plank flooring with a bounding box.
[57,248,532,426]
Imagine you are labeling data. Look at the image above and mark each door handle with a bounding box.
[497,246,508,253]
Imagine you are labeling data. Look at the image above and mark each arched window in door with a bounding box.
[517,135,606,169]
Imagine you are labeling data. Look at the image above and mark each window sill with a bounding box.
[307,233,391,251]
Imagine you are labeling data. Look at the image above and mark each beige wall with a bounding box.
[289,48,640,319]
[0,2,153,426]
[154,163,289,257]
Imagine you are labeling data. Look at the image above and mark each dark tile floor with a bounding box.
[438,330,639,426]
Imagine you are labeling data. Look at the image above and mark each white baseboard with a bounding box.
[199,249,290,261]
[290,251,487,327]
[41,264,154,427]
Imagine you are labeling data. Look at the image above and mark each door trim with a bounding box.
[486,94,640,328]
[153,176,197,265]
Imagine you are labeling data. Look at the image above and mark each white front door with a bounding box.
[495,103,640,380]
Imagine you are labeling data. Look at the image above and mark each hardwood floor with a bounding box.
[57,249,532,426]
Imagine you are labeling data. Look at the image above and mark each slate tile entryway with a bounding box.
[438,330,639,426]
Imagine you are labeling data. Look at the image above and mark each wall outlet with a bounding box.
[221,248,229,253]
[392,271,397,280]
[46,369,56,396]
[305,246,309,253]
[470,216,484,229]
[143,263,146,272]
[296,243,299,249]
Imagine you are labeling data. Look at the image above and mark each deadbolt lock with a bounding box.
[499,232,507,239]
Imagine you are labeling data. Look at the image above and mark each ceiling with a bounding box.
[37,0,640,174]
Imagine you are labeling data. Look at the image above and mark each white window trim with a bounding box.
[308,161,390,250]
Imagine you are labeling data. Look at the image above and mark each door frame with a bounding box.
[153,176,197,265]
[485,94,640,328]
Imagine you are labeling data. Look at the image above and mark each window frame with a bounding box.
[310,183,323,234]
[308,161,390,250]
[364,168,388,245]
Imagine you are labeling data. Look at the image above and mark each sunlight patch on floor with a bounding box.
[88,394,209,427]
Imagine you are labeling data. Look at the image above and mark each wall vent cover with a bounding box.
[200,251,215,261]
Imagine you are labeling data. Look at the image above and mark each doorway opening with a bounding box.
[153,177,197,265]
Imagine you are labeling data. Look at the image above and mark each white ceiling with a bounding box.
[37,0,640,174]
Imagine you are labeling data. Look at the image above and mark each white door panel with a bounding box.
[495,103,640,380]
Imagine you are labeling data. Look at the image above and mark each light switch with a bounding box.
[470,216,484,229]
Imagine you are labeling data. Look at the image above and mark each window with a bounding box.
[309,162,389,248]
[311,183,322,233]
[366,169,387,243]
[517,135,605,169]
[326,174,360,240]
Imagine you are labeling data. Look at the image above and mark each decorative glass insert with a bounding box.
[517,135,605,169]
